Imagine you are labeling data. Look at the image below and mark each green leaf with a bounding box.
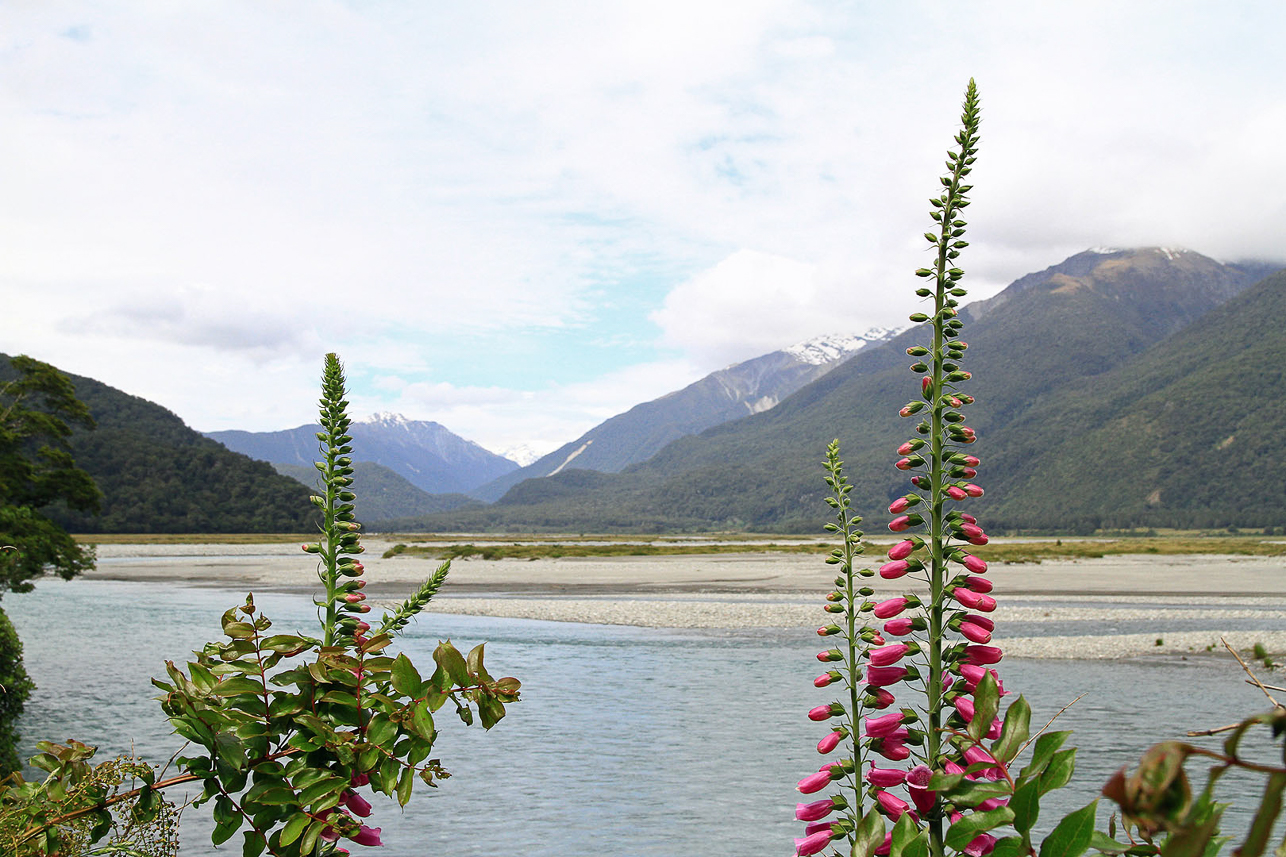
[1089,831,1140,855]
[992,696,1032,764]
[1237,772,1286,857]
[1039,800,1098,857]
[391,653,423,698]
[408,700,436,741]
[1011,778,1042,840]
[945,807,1016,850]
[296,775,345,809]
[948,779,1013,808]
[212,677,265,697]
[1039,748,1077,795]
[434,641,470,687]
[211,796,241,845]
[241,830,267,857]
[888,814,921,857]
[971,670,1000,742]
[299,819,325,856]
[852,806,888,857]
[467,642,489,679]
[991,836,1029,857]
[1020,731,1072,781]
[397,765,415,807]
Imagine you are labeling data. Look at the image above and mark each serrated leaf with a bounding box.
[1039,800,1098,857]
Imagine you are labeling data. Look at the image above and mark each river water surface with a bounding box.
[8,579,1282,856]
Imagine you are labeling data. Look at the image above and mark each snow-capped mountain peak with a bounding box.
[783,327,901,366]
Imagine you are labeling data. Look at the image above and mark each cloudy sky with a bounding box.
[3,2,1284,458]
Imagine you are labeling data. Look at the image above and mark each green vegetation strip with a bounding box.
[382,536,1286,562]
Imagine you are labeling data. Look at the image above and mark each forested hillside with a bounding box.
[0,356,318,533]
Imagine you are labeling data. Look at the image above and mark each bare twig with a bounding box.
[1019,692,1086,755]
[1250,682,1286,694]
[1222,637,1282,708]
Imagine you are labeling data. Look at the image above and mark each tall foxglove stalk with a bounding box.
[790,80,1049,857]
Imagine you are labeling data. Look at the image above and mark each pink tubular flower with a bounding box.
[964,483,984,497]
[340,790,372,818]
[350,772,370,787]
[906,764,936,814]
[795,830,833,856]
[864,711,905,737]
[959,664,1006,695]
[872,739,910,761]
[804,821,835,838]
[897,441,917,455]
[965,615,995,632]
[879,560,911,579]
[888,539,916,560]
[946,486,967,501]
[876,790,911,819]
[953,696,976,720]
[344,592,367,604]
[964,833,998,857]
[865,665,909,687]
[352,827,383,847]
[959,621,992,644]
[813,673,838,688]
[965,575,993,593]
[868,644,911,667]
[873,597,911,619]
[965,645,1003,666]
[969,533,990,546]
[951,589,996,612]
[961,554,988,574]
[866,766,908,787]
[796,799,837,822]
[889,515,912,532]
[888,497,911,514]
[978,797,1009,812]
[895,458,915,471]
[960,523,985,540]
[817,731,843,754]
[884,617,915,636]
[796,770,834,794]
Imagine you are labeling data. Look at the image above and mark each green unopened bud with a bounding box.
[909,312,929,323]
[817,624,843,636]
[858,586,874,596]
[909,361,928,372]
[824,603,845,614]
[915,288,931,297]
[906,346,929,357]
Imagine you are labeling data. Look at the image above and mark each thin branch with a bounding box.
[1250,681,1286,694]
[1222,637,1282,708]
[1019,692,1086,756]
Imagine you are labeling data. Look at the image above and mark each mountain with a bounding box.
[469,329,898,502]
[402,248,1283,532]
[272,461,479,524]
[0,356,319,533]
[208,412,518,495]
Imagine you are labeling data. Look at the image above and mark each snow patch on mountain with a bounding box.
[783,328,900,366]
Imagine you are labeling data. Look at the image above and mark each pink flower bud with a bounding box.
[797,770,834,794]
[864,712,905,737]
[961,554,988,574]
[888,539,916,560]
[873,597,910,619]
[897,441,917,455]
[817,731,842,754]
[816,649,843,662]
[964,645,1003,666]
[813,674,834,688]
[868,644,911,667]
[865,665,909,687]
[888,497,910,514]
[795,830,833,855]
[921,376,932,395]
[895,458,914,470]
[959,621,992,644]
[965,615,994,632]
[804,821,834,837]
[964,745,998,768]
[954,696,976,720]
[879,560,910,579]
[883,617,915,636]
[865,687,896,708]
[946,486,967,501]
[877,833,894,856]
[808,704,836,722]
[969,534,990,546]
[796,798,837,821]
[964,575,993,593]
[352,560,365,573]
[866,766,908,787]
[959,664,1006,694]
[352,827,383,847]
[869,633,886,646]
[960,523,984,540]
[960,467,978,478]
[876,789,911,819]
[888,515,912,532]
[964,483,984,497]
[350,772,370,787]
[355,621,371,632]
[965,833,998,857]
[872,739,910,761]
[344,592,367,604]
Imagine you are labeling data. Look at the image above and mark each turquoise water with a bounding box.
[8,579,1280,856]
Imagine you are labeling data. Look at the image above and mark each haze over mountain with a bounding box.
[389,248,1284,533]
[208,413,517,496]
[470,329,899,502]
[0,355,318,534]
